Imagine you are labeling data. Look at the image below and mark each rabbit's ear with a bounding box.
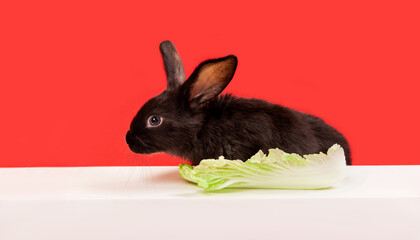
[183,55,237,107]
[160,41,186,90]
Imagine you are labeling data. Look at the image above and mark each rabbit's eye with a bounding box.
[147,115,162,127]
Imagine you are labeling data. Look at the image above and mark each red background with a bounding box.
[1,1,419,167]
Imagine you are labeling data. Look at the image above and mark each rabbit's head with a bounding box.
[126,41,237,158]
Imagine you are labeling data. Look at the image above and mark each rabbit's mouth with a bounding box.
[127,142,143,154]
[126,130,156,154]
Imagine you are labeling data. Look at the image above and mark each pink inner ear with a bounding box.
[190,61,230,100]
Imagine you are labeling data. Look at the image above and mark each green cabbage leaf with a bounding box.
[179,144,346,191]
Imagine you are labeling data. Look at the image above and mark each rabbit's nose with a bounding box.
[126,130,134,144]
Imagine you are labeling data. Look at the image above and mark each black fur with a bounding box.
[159,41,185,90]
[126,41,351,165]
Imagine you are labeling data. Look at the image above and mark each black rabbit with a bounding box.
[126,41,351,165]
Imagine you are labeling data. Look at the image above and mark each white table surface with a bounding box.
[0,166,419,240]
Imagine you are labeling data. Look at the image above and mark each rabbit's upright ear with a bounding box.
[160,41,186,90]
[183,55,237,107]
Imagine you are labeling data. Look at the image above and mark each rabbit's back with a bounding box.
[190,95,351,165]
